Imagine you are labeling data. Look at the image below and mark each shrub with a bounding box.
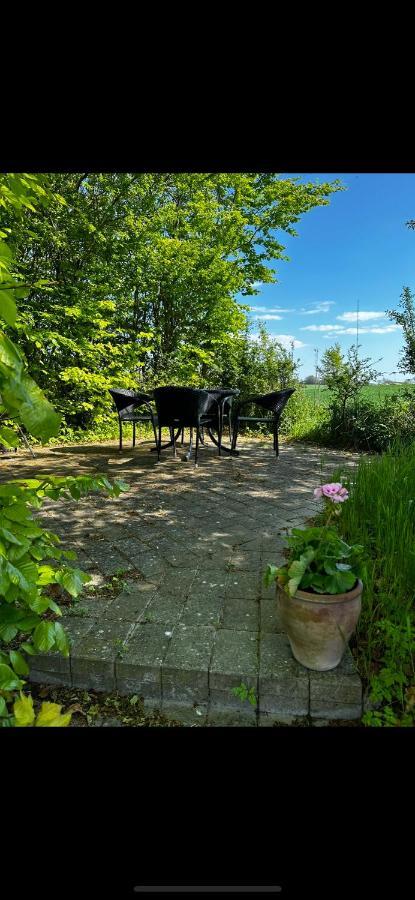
[337,441,415,726]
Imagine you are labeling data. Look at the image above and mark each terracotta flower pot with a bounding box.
[277,579,363,671]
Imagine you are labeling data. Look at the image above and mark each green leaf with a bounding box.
[0,696,7,717]
[2,503,30,523]
[0,623,18,641]
[0,662,23,691]
[20,642,36,655]
[16,614,41,632]
[54,621,70,656]
[13,692,35,726]
[35,701,71,727]
[57,567,90,598]
[0,425,18,448]
[0,332,23,371]
[17,374,62,442]
[0,527,22,545]
[287,549,315,596]
[0,290,17,326]
[263,564,278,587]
[9,650,30,675]
[33,621,56,653]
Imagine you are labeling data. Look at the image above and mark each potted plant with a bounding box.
[264,482,366,671]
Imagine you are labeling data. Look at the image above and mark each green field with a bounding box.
[302,382,410,406]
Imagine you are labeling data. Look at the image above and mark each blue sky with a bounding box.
[240,173,415,380]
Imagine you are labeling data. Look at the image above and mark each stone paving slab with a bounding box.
[2,438,363,724]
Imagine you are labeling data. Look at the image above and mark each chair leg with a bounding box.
[173,427,177,457]
[195,427,199,466]
[119,419,123,452]
[181,429,185,445]
[274,426,279,457]
[133,421,136,448]
[231,418,239,451]
[151,415,158,448]
[157,424,162,461]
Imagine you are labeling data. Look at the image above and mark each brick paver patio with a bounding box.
[1,438,363,725]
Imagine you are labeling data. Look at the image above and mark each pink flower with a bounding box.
[313,483,349,503]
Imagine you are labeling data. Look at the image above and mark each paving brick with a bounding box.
[309,651,363,720]
[140,592,185,624]
[160,701,208,725]
[225,573,260,600]
[221,597,259,632]
[162,625,215,703]
[207,708,257,727]
[71,622,134,691]
[209,629,258,692]
[180,593,224,627]
[259,633,309,718]
[260,597,285,634]
[99,585,156,622]
[7,441,361,723]
[115,623,172,698]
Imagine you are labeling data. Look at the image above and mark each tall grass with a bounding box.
[337,441,415,724]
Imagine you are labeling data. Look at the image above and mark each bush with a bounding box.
[314,390,415,452]
[337,441,415,726]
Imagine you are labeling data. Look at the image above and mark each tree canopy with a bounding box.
[2,172,342,434]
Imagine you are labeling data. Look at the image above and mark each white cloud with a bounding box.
[274,334,307,349]
[302,323,402,336]
[249,306,294,313]
[300,301,335,315]
[301,324,344,332]
[336,311,386,322]
[254,314,283,320]
[248,332,306,349]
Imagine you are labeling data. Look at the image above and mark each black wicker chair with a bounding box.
[152,386,221,465]
[109,388,157,451]
[231,388,295,457]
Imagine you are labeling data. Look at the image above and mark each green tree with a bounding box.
[6,173,343,432]
[0,174,128,727]
[386,286,415,377]
[319,342,381,428]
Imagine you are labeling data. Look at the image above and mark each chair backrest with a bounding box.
[109,388,153,418]
[246,388,296,417]
[153,386,214,427]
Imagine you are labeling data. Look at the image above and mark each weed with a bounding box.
[232,682,257,707]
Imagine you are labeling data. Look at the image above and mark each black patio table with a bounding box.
[150,386,240,461]
[203,387,240,453]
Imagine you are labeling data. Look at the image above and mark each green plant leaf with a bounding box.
[54,621,70,656]
[33,621,56,652]
[0,662,23,691]
[9,650,30,675]
[13,692,35,726]
[0,290,17,326]
[57,567,90,598]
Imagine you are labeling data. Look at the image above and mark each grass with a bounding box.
[335,440,415,725]
[302,382,410,407]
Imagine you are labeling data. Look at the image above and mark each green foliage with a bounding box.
[264,525,366,596]
[4,172,341,431]
[13,693,72,727]
[0,472,129,725]
[299,384,415,453]
[386,286,415,378]
[337,442,415,726]
[0,175,63,446]
[232,682,257,707]
[0,172,130,726]
[318,342,382,436]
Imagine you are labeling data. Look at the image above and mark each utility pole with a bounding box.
[356,298,359,356]
[314,347,319,407]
